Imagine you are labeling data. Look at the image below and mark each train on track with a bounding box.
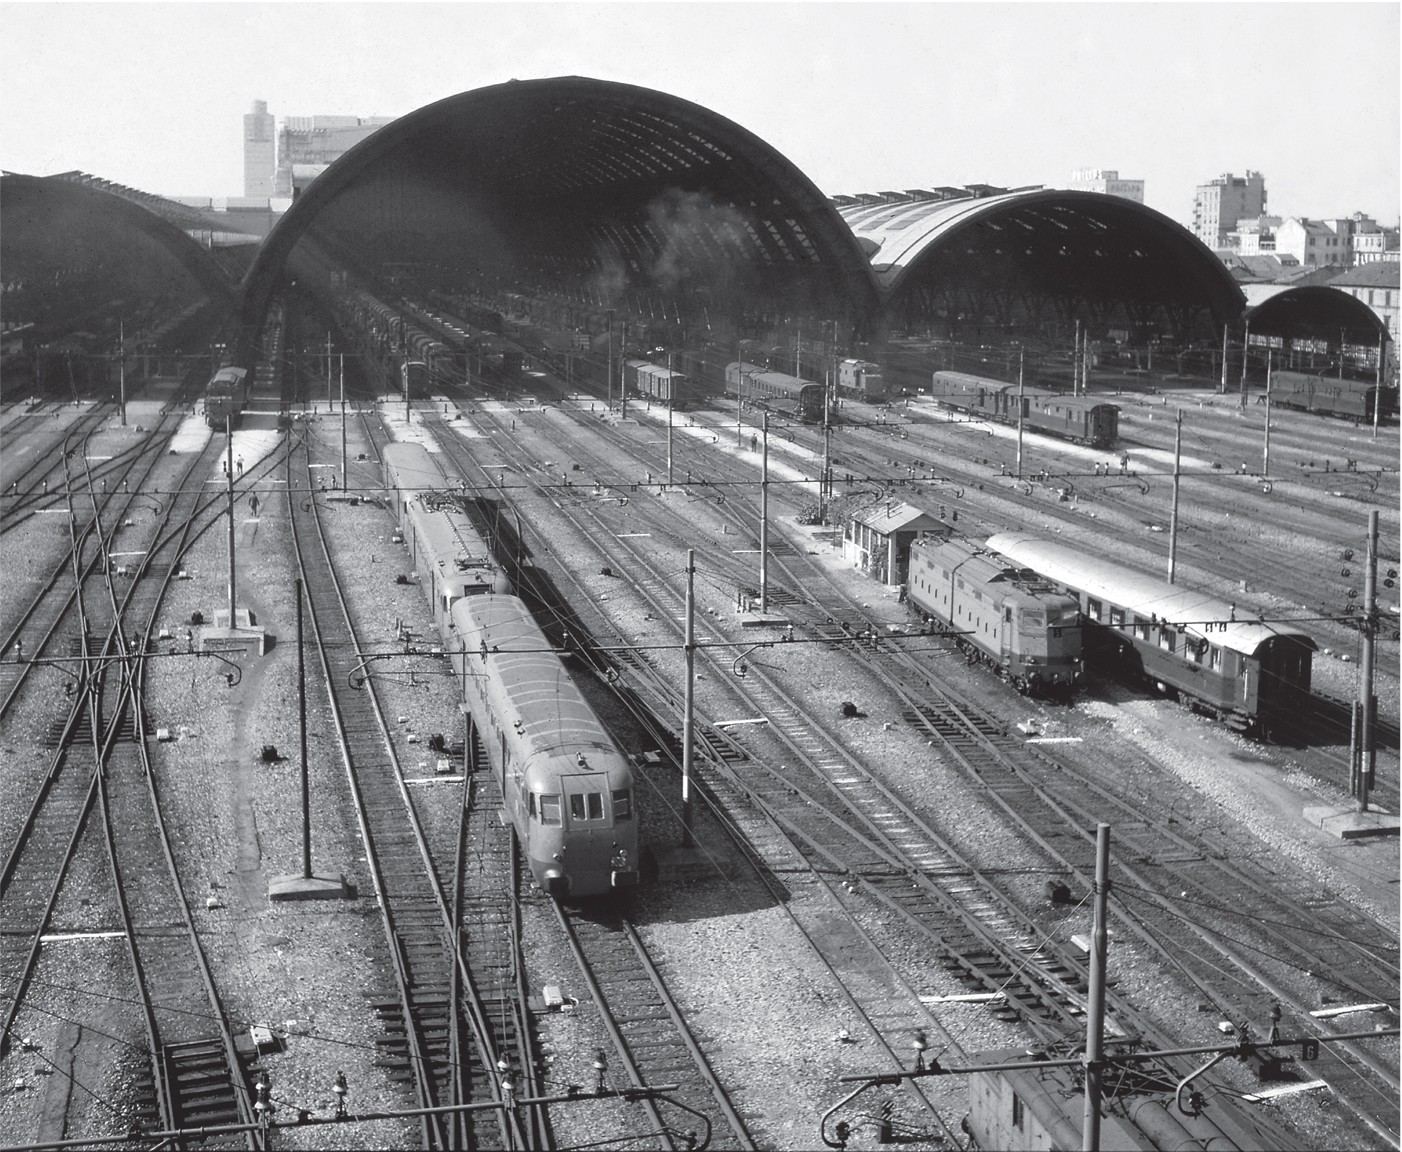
[931,370,1119,449]
[836,358,886,403]
[624,358,690,408]
[985,532,1316,735]
[726,360,828,422]
[905,535,1083,696]
[1270,369,1396,424]
[205,366,249,429]
[382,442,640,897]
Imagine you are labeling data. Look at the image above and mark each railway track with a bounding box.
[554,903,758,1151]
[288,425,542,1149]
[429,399,1399,1144]
[1,431,260,1142]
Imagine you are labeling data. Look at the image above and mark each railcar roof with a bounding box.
[406,498,496,584]
[383,441,447,492]
[985,533,1316,657]
[451,594,619,755]
[933,369,1115,413]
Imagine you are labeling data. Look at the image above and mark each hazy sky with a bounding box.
[3,3,1397,228]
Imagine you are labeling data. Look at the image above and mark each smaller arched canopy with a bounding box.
[1243,284,1388,346]
[1,173,233,309]
[839,189,1246,336]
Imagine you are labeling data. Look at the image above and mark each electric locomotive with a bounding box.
[205,366,249,429]
[837,358,886,403]
[450,594,639,898]
[986,532,1317,734]
[906,535,1082,695]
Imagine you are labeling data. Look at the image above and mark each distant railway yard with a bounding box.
[0,281,1397,1152]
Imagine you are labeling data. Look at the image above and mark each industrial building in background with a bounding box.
[1066,168,1144,202]
[242,100,275,198]
[240,98,394,200]
[274,112,396,196]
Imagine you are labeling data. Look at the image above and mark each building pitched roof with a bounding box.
[1330,263,1399,289]
[852,500,941,533]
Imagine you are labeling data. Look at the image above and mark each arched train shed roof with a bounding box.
[1242,283,1388,345]
[241,77,882,342]
[839,190,1245,329]
[1,172,232,307]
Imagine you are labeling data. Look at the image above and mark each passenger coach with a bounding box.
[985,533,1316,735]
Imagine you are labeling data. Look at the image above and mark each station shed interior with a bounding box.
[1,173,230,341]
[240,76,883,360]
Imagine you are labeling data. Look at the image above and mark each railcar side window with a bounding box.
[612,789,632,820]
[1159,628,1174,652]
[1134,616,1150,641]
[1109,607,1125,629]
[539,794,561,825]
[1209,646,1223,672]
[1087,597,1102,621]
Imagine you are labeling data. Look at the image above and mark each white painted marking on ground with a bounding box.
[1241,1081,1329,1102]
[1309,1002,1389,1019]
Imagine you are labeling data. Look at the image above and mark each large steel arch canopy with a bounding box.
[842,190,1245,344]
[241,76,880,344]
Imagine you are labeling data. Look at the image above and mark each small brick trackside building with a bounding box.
[842,500,943,586]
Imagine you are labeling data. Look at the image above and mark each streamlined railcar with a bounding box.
[450,595,639,897]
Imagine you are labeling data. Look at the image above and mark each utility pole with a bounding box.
[1373,330,1384,439]
[1240,318,1250,406]
[1167,409,1182,585]
[607,311,614,412]
[339,353,347,490]
[1262,348,1273,476]
[325,332,332,407]
[760,413,770,613]
[1015,348,1026,479]
[297,578,311,879]
[1358,510,1379,813]
[1082,823,1111,1152]
[226,415,237,627]
[118,319,127,426]
[822,356,833,502]
[1220,323,1230,394]
[682,549,695,848]
[1074,320,1082,398]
